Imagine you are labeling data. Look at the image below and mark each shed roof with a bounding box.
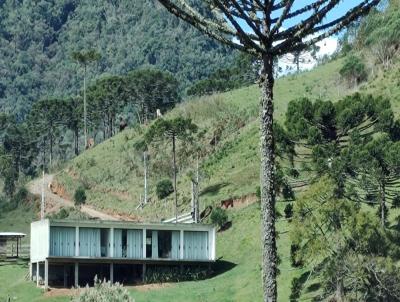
[0,232,26,239]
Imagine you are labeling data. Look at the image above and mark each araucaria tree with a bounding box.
[156,1,381,301]
[72,50,101,149]
[145,117,198,222]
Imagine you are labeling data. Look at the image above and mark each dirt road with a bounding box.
[28,174,119,220]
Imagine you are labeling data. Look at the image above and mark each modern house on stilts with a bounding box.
[30,219,216,288]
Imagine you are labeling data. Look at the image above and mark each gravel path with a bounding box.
[28,174,119,221]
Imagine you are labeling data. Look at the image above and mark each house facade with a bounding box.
[30,219,216,288]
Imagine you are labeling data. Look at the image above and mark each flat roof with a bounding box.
[0,232,26,238]
[33,219,214,230]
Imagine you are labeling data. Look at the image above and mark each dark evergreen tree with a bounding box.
[124,69,180,124]
[145,117,198,222]
[155,2,381,300]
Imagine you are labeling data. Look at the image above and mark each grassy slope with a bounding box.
[0,260,66,302]
[0,202,38,247]
[49,59,343,302]
[0,205,65,302]
[2,56,400,301]
[55,58,345,219]
[361,59,400,114]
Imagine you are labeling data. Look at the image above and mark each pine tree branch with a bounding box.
[158,0,258,54]
[212,0,265,52]
[271,0,330,24]
[270,0,294,37]
[273,0,341,42]
[228,0,266,41]
[283,0,381,54]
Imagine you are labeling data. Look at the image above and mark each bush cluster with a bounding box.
[156,179,174,200]
[74,186,87,206]
[144,266,212,283]
[73,277,133,302]
[210,207,228,228]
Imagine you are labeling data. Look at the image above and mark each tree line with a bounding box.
[0,0,234,119]
[0,68,180,198]
[273,93,400,300]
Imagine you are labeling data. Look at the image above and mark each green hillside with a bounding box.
[1,52,400,301]
[55,58,348,219]
[0,0,233,117]
[42,57,350,301]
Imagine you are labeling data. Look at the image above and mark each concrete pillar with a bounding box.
[110,228,114,258]
[142,263,146,283]
[44,260,48,290]
[110,263,114,283]
[36,262,39,287]
[75,227,79,256]
[142,229,146,259]
[29,262,32,281]
[180,230,184,260]
[74,262,79,288]
[63,265,68,288]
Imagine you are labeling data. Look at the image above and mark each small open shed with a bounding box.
[0,232,26,258]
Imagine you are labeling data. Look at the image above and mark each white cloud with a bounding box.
[277,36,338,75]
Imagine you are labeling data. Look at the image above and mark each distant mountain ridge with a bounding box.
[0,0,234,118]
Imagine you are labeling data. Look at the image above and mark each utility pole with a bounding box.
[84,65,87,149]
[191,155,200,223]
[143,151,148,205]
[195,155,200,223]
[191,181,195,221]
[173,136,178,223]
[41,170,45,220]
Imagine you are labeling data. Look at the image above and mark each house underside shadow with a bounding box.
[32,260,236,288]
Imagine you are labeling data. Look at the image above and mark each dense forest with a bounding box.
[0,0,234,118]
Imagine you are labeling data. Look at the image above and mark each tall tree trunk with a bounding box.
[260,53,277,302]
[172,135,178,223]
[108,113,112,138]
[74,128,79,156]
[380,182,386,227]
[335,276,344,302]
[49,133,53,168]
[103,119,107,141]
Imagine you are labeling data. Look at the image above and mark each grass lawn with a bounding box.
[0,202,306,302]
[2,57,400,301]
[0,260,68,302]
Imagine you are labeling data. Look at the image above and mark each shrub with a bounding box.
[144,265,211,283]
[74,186,87,206]
[282,183,295,200]
[290,244,303,267]
[49,208,70,219]
[392,194,400,208]
[210,207,228,228]
[156,179,174,200]
[73,277,133,302]
[256,186,261,200]
[284,203,293,219]
[290,277,303,302]
[339,54,368,86]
